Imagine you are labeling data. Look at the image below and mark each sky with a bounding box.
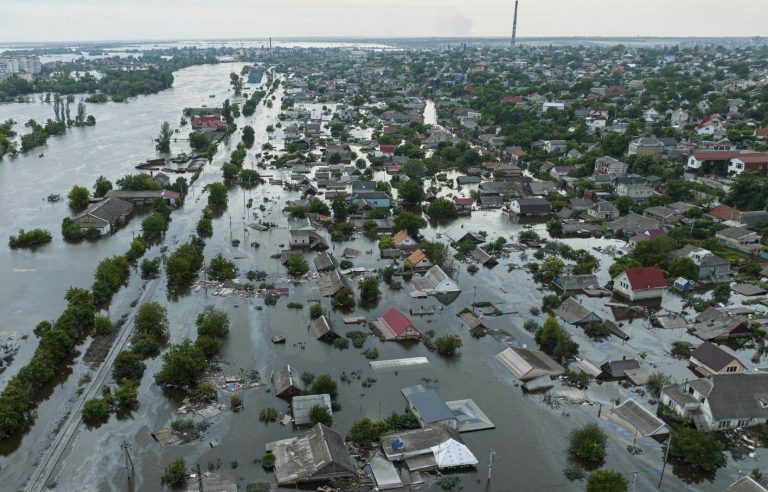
[1,0,767,43]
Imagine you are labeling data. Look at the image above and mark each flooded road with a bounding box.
[0,67,751,491]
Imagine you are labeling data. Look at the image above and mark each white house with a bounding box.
[612,266,666,301]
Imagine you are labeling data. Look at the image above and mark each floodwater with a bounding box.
[0,64,753,492]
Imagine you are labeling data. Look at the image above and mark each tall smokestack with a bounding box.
[511,0,519,52]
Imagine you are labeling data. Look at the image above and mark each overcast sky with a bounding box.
[1,0,766,43]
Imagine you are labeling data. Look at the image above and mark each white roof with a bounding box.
[430,438,478,469]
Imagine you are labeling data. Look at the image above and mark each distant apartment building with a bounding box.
[0,56,42,80]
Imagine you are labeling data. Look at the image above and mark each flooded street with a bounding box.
[0,65,751,492]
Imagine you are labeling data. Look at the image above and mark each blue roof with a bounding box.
[408,390,454,423]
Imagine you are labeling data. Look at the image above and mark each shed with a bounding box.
[469,247,498,267]
[291,394,332,426]
[600,358,641,379]
[316,270,348,297]
[496,347,565,381]
[368,453,403,490]
[553,274,599,292]
[610,399,669,437]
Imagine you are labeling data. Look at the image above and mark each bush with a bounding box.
[309,303,323,320]
[363,348,379,360]
[332,337,349,350]
[435,334,462,356]
[260,451,275,470]
[346,331,368,348]
[671,341,692,358]
[586,470,628,492]
[309,404,332,426]
[82,398,111,426]
[161,458,187,488]
[563,463,586,481]
[568,423,607,464]
[646,372,672,398]
[8,228,52,249]
[93,314,113,336]
[194,383,217,402]
[230,394,242,411]
[331,288,356,311]
[259,406,278,423]
[61,217,84,241]
[535,316,579,360]
[583,321,611,341]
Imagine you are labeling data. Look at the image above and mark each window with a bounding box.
[718,421,730,429]
[726,366,738,373]
[737,419,750,427]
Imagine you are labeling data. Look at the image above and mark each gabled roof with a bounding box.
[621,266,666,291]
[691,342,742,372]
[266,424,355,485]
[407,248,429,266]
[393,230,414,246]
[707,204,741,222]
[375,308,420,340]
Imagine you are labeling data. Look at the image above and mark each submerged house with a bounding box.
[496,347,565,382]
[374,308,421,341]
[292,394,333,426]
[661,373,768,431]
[401,385,458,430]
[310,315,339,341]
[73,197,133,236]
[690,342,747,376]
[266,424,356,485]
[692,307,750,341]
[271,364,303,399]
[412,266,461,295]
[612,266,666,301]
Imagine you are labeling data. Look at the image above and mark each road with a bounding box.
[25,277,161,492]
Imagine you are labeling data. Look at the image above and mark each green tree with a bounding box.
[154,339,208,389]
[331,195,348,222]
[427,198,459,221]
[141,213,168,240]
[435,334,462,356]
[713,283,731,304]
[614,196,633,215]
[67,185,90,212]
[242,125,255,147]
[393,210,426,238]
[114,379,138,410]
[401,159,426,179]
[398,179,426,207]
[134,302,169,341]
[161,458,187,489]
[207,254,237,280]
[207,182,228,207]
[536,316,579,360]
[668,256,698,280]
[286,254,309,277]
[309,404,333,426]
[668,427,726,473]
[331,287,356,311]
[113,350,146,382]
[569,423,607,464]
[93,175,113,198]
[586,470,628,492]
[82,398,110,426]
[309,374,338,399]
[229,72,243,95]
[155,121,172,153]
[196,306,230,339]
[347,417,388,447]
[358,276,380,303]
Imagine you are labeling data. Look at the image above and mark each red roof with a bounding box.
[692,151,741,161]
[379,144,396,154]
[734,153,768,165]
[707,204,741,221]
[624,266,666,291]
[454,197,473,206]
[756,128,768,138]
[376,308,420,340]
[501,95,523,104]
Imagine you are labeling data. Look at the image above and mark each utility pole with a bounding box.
[196,463,204,492]
[487,448,496,481]
[658,434,672,488]
[122,441,134,484]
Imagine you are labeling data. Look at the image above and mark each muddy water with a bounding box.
[0,68,747,491]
